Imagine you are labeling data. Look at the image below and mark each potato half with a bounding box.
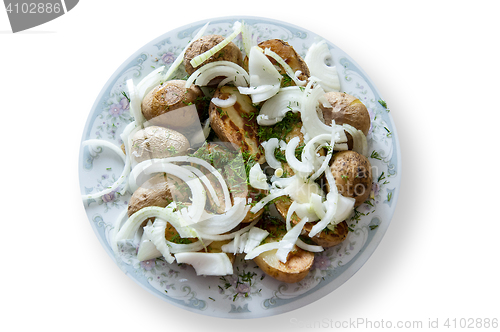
[209,86,265,163]
[253,217,314,283]
[130,126,190,164]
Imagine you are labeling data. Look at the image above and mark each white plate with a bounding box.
[78,16,401,319]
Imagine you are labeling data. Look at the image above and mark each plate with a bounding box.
[79,16,401,318]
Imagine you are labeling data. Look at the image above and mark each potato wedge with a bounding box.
[253,217,314,283]
[209,86,265,163]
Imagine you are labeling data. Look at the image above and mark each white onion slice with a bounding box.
[174,252,233,276]
[304,40,341,92]
[300,81,334,140]
[285,136,313,176]
[264,48,306,86]
[249,163,269,190]
[146,219,211,254]
[182,165,220,208]
[249,188,288,214]
[136,66,165,102]
[261,138,281,169]
[221,227,269,254]
[285,199,323,253]
[342,123,368,157]
[257,87,302,126]
[238,46,281,104]
[126,79,146,127]
[194,218,260,241]
[192,197,249,235]
[114,205,198,255]
[211,93,237,108]
[185,61,249,88]
[128,160,206,224]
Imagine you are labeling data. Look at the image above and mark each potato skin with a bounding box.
[320,92,371,136]
[209,86,265,163]
[141,80,206,129]
[127,173,190,217]
[130,126,190,163]
[329,150,373,207]
[183,35,244,76]
[258,39,310,85]
[253,217,314,283]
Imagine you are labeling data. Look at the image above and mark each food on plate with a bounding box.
[252,216,315,283]
[183,34,244,76]
[329,150,373,207]
[208,86,265,164]
[129,126,190,164]
[82,21,376,284]
[141,80,206,128]
[257,38,310,85]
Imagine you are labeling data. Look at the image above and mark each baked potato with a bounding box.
[329,150,373,207]
[127,173,191,217]
[258,39,310,86]
[209,86,265,163]
[141,80,207,129]
[253,216,315,283]
[320,92,371,136]
[129,126,190,164]
[183,34,244,76]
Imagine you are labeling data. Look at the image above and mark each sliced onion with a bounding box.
[147,219,211,254]
[137,221,162,261]
[114,205,198,255]
[136,66,166,102]
[343,123,368,157]
[190,21,242,68]
[126,79,146,126]
[256,87,302,126]
[304,40,341,92]
[249,163,269,190]
[195,218,260,241]
[238,46,281,104]
[221,227,269,254]
[249,188,288,214]
[174,252,233,276]
[241,21,257,56]
[261,138,281,169]
[185,60,249,88]
[285,136,313,176]
[211,93,237,108]
[285,198,324,254]
[182,165,220,208]
[128,160,206,224]
[192,197,249,235]
[244,242,282,260]
[264,48,306,86]
[300,81,334,140]
[163,22,210,81]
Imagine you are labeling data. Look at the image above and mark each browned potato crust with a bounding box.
[141,80,206,129]
[130,126,190,163]
[329,150,373,207]
[183,35,244,76]
[258,39,310,85]
[209,86,265,163]
[253,217,314,283]
[320,92,371,136]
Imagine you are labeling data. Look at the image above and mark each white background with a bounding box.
[1,1,499,331]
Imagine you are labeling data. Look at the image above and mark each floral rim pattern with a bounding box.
[78,16,401,319]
